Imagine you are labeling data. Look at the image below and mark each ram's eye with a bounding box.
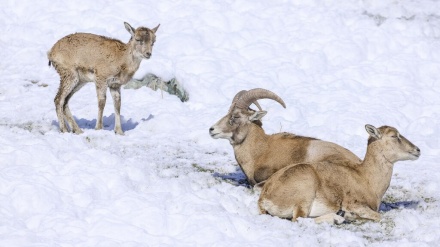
[229,116,239,125]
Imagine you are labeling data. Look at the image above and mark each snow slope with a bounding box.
[1,0,440,246]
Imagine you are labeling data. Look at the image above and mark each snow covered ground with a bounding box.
[1,0,440,246]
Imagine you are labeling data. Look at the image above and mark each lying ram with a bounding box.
[209,88,361,186]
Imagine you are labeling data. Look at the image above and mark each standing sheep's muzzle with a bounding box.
[144,52,151,59]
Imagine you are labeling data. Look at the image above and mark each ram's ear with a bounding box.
[365,124,382,139]
[249,111,267,121]
[124,22,135,37]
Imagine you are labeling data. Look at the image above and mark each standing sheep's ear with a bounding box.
[249,111,267,121]
[365,124,382,139]
[124,22,136,37]
[152,24,160,33]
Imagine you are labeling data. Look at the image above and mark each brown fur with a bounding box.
[48,22,159,135]
[258,125,421,224]
[210,105,362,186]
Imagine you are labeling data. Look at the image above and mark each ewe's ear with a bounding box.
[365,124,382,139]
[152,24,160,33]
[124,22,135,37]
[249,111,267,121]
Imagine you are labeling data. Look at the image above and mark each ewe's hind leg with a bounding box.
[95,80,107,130]
[291,198,315,222]
[54,69,79,133]
[110,85,124,135]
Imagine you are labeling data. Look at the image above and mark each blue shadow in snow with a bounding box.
[379,201,419,212]
[213,170,251,188]
[51,113,154,132]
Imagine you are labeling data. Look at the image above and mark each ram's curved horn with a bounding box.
[229,90,263,112]
[235,88,286,110]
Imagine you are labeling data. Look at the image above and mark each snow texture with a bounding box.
[1,0,440,246]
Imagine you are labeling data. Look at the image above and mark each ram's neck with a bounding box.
[233,124,269,185]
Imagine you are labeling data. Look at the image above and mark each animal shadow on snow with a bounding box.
[213,170,419,211]
[213,169,251,188]
[51,114,154,133]
[379,201,419,212]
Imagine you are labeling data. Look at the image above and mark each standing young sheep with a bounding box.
[48,22,159,135]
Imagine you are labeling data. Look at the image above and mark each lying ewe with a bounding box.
[48,22,159,135]
[209,88,361,186]
[258,124,420,224]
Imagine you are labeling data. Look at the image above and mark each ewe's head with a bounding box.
[124,22,160,59]
[209,88,286,145]
[365,124,420,163]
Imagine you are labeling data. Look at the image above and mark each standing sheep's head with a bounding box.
[124,22,160,59]
[209,88,286,145]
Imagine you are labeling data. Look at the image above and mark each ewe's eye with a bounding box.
[391,134,402,142]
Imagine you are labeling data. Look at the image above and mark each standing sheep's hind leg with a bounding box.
[54,70,78,133]
[63,82,87,134]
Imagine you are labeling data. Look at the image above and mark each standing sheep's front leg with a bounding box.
[95,79,107,131]
[110,85,124,135]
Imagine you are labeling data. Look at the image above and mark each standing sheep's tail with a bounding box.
[47,50,52,67]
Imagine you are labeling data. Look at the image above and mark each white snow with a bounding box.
[1,0,440,246]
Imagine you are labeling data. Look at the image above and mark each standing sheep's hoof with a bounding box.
[73,129,84,135]
[114,129,125,135]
